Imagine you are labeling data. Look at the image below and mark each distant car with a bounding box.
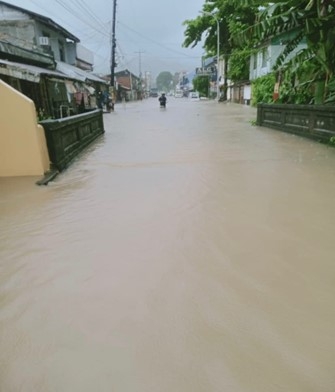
[150,88,158,97]
[174,90,183,98]
[190,91,200,100]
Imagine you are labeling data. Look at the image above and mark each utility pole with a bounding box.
[135,50,145,97]
[201,11,220,101]
[110,0,117,87]
[135,50,144,78]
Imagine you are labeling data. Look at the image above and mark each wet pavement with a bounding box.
[1,98,335,391]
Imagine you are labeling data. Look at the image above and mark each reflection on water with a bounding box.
[1,100,335,392]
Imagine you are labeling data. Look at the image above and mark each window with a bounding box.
[59,40,65,62]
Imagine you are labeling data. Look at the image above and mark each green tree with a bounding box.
[227,47,252,81]
[193,75,210,97]
[156,71,173,92]
[182,0,266,98]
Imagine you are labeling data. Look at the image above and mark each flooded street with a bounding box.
[1,99,335,391]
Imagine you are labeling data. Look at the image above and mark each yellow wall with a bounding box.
[0,79,50,177]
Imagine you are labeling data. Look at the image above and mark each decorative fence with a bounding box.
[257,104,335,143]
[40,109,104,172]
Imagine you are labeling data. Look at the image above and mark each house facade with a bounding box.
[0,1,79,67]
[114,69,142,102]
[249,33,307,82]
[0,1,108,118]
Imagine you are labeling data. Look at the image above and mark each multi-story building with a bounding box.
[0,0,108,118]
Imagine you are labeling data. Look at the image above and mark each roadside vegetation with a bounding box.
[183,0,335,105]
[192,75,210,98]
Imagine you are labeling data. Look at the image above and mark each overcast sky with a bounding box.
[4,0,206,78]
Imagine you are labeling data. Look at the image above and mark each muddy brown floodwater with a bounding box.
[1,99,335,392]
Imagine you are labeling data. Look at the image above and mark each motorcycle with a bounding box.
[158,94,167,108]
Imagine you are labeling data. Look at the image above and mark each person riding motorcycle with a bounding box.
[158,93,167,107]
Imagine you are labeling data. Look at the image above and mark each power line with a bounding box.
[118,21,197,59]
[54,0,109,39]
[72,0,106,27]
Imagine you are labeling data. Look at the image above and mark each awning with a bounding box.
[0,59,107,87]
[0,59,67,83]
[120,86,131,90]
[56,61,107,84]
[117,83,131,90]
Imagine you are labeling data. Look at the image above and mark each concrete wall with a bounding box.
[0,79,50,177]
[40,109,104,172]
[257,103,335,143]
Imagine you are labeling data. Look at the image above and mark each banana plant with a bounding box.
[239,0,335,104]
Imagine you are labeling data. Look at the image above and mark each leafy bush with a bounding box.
[251,74,276,106]
[325,77,335,105]
[193,75,210,98]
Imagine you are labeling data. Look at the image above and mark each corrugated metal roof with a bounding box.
[0,59,67,82]
[0,59,108,86]
[56,61,107,84]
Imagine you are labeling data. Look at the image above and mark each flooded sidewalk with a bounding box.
[1,99,335,392]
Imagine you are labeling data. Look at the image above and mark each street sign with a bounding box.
[196,68,213,76]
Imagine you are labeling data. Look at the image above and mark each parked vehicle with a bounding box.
[150,88,158,97]
[190,91,200,100]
